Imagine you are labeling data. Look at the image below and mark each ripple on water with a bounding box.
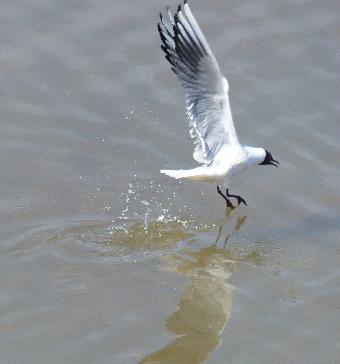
[4,216,218,264]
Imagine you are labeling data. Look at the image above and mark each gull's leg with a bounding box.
[217,186,234,209]
[226,189,247,206]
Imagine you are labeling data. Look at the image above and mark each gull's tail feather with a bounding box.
[160,169,190,179]
[160,167,217,182]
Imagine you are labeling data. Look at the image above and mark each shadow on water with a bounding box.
[140,215,254,364]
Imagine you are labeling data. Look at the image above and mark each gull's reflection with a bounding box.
[140,215,247,364]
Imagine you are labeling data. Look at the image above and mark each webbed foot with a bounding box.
[217,186,235,209]
[226,189,247,206]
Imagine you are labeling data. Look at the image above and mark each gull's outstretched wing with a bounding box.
[158,1,239,164]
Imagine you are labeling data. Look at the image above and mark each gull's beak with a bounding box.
[270,159,280,167]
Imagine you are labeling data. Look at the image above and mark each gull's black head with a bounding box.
[259,150,279,167]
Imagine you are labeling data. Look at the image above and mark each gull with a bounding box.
[157,1,279,209]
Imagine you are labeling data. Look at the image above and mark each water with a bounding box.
[1,0,339,363]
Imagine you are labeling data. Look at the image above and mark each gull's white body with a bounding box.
[161,146,265,187]
[158,1,266,188]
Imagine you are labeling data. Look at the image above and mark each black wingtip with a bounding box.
[158,26,167,44]
[165,55,176,67]
[174,11,179,24]
[159,12,163,21]
[160,45,168,54]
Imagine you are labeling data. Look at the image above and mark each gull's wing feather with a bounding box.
[158,1,239,164]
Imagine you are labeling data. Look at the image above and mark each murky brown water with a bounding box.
[1,0,339,363]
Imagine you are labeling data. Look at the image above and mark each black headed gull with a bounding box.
[157,1,279,209]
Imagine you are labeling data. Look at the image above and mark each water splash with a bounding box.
[116,180,194,234]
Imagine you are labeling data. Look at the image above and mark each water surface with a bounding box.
[1,0,340,363]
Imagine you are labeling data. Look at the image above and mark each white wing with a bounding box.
[158,1,239,164]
